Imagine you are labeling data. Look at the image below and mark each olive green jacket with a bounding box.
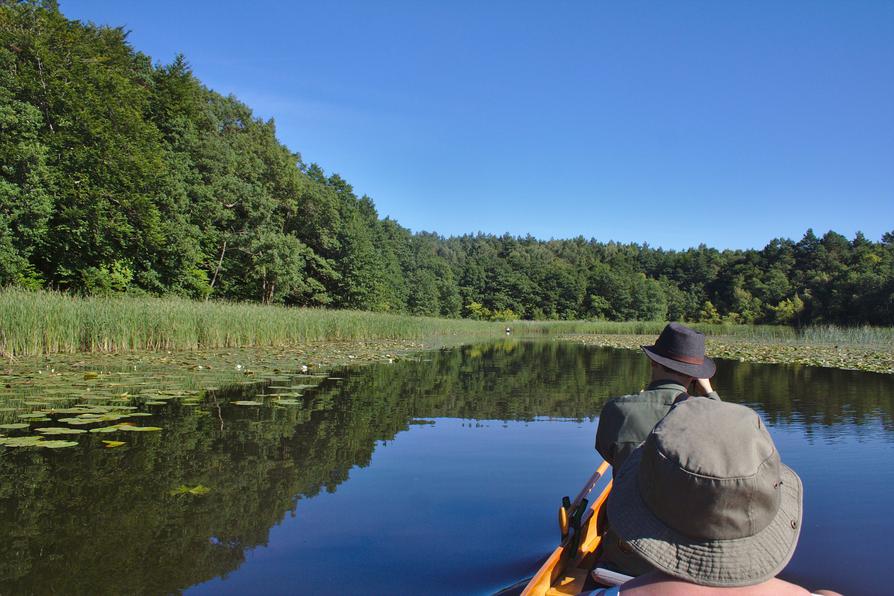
[595,380,721,474]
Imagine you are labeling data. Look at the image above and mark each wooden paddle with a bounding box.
[559,460,610,537]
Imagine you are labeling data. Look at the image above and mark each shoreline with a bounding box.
[560,333,894,374]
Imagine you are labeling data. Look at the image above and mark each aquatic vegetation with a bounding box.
[564,333,894,374]
[169,484,211,496]
[117,425,162,432]
[102,440,126,448]
[0,435,78,448]
[0,289,504,357]
[231,401,263,406]
[35,427,87,435]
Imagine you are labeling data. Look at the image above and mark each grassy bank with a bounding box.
[1,290,891,373]
[0,289,501,356]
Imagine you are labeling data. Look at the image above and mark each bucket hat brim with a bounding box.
[641,345,716,378]
[607,447,803,587]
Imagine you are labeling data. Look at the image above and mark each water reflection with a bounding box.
[0,341,891,594]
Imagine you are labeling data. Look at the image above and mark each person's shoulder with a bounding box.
[621,574,812,595]
[604,391,654,407]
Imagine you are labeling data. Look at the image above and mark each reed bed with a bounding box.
[2,289,890,357]
[0,289,500,356]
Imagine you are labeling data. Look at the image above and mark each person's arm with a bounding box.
[595,401,620,466]
[692,378,720,401]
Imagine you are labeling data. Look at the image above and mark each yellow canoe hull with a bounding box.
[522,461,613,596]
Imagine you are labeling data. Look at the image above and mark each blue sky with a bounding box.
[61,1,894,250]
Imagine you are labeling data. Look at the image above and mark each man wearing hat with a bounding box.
[595,322,719,475]
[596,397,841,595]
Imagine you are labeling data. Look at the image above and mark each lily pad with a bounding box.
[231,400,263,406]
[274,399,302,406]
[102,440,126,448]
[0,436,46,447]
[117,425,162,432]
[83,372,99,380]
[35,427,87,435]
[0,423,29,430]
[40,440,79,449]
[89,425,122,433]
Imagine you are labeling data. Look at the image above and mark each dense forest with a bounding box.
[1,1,892,325]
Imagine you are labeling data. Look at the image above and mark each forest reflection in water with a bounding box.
[0,340,891,595]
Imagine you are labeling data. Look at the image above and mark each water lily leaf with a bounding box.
[102,440,126,448]
[57,417,101,425]
[117,425,162,432]
[128,412,153,417]
[40,440,79,449]
[83,372,99,380]
[89,425,122,433]
[274,399,302,406]
[0,423,29,430]
[35,427,87,435]
[231,400,263,406]
[144,400,168,405]
[17,413,48,419]
[0,436,46,447]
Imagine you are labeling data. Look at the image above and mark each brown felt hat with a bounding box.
[641,322,716,378]
[607,397,803,587]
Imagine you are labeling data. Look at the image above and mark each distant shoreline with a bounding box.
[561,333,894,375]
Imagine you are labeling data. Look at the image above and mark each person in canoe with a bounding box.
[594,322,720,574]
[595,322,720,474]
[592,397,841,596]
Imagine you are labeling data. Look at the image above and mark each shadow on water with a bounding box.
[0,340,891,594]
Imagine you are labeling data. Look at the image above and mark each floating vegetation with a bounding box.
[231,400,263,406]
[170,484,211,496]
[0,423,30,430]
[102,440,126,448]
[0,436,45,447]
[273,399,302,406]
[39,440,79,449]
[89,425,122,433]
[35,427,88,435]
[117,425,162,432]
[83,372,99,380]
[0,435,78,448]
[564,334,894,374]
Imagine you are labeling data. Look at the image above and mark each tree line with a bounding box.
[1,1,892,325]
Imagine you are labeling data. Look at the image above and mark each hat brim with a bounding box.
[641,345,716,378]
[607,448,803,587]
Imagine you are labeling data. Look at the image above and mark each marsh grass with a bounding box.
[0,289,500,356]
[1,289,890,356]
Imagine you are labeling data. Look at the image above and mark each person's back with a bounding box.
[600,397,842,596]
[595,323,719,474]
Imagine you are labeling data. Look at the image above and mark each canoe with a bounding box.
[521,460,613,596]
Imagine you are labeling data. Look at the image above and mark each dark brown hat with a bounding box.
[641,322,716,378]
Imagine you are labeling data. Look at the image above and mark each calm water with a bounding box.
[1,341,892,595]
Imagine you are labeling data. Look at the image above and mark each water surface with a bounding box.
[1,341,891,595]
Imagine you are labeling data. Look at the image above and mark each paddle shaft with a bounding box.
[570,460,610,511]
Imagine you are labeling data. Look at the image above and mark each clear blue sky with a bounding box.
[61,1,894,250]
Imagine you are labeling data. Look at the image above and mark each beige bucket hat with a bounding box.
[607,397,803,587]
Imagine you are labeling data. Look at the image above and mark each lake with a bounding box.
[1,340,892,595]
